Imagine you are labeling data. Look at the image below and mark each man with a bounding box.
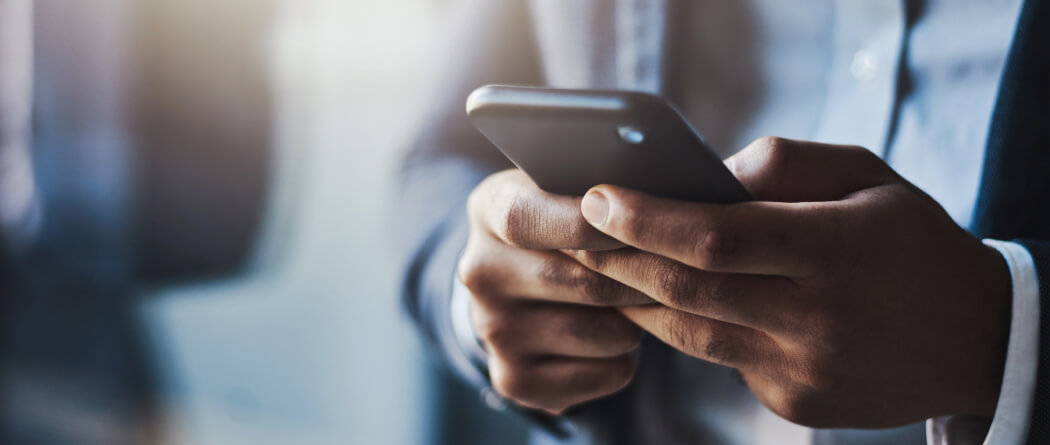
[397,1,1049,444]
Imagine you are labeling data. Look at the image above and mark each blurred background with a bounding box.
[2,0,527,444]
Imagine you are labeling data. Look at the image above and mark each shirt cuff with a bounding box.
[981,240,1039,444]
[928,240,1039,444]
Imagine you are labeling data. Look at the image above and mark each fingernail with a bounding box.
[581,190,609,226]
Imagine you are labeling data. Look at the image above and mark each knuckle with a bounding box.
[690,222,738,270]
[468,172,541,249]
[841,144,891,179]
[653,259,699,309]
[472,308,513,350]
[457,251,489,294]
[663,310,700,354]
[491,365,533,403]
[736,136,797,196]
[757,136,796,164]
[856,147,898,182]
[664,310,736,363]
[541,255,613,302]
[844,144,880,165]
[570,265,616,306]
[538,257,571,287]
[700,333,736,364]
[481,325,515,352]
[457,244,502,299]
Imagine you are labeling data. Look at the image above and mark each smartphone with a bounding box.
[466,85,751,203]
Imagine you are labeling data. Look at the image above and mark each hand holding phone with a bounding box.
[454,85,747,416]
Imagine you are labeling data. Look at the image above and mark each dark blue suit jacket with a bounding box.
[972,0,1050,442]
[397,0,1050,442]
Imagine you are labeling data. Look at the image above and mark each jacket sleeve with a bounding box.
[390,0,574,436]
[1016,239,1050,444]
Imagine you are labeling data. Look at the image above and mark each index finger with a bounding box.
[469,169,624,251]
[580,185,839,277]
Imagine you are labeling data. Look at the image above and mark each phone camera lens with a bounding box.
[617,126,645,145]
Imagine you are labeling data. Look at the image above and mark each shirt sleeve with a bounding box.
[927,240,1040,444]
[982,240,1039,444]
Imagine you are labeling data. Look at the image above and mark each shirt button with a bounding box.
[480,387,508,411]
[850,50,879,80]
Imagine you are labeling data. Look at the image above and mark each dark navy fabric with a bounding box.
[970,0,1050,442]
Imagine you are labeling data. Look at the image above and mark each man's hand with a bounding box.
[457,169,650,414]
[568,137,1012,428]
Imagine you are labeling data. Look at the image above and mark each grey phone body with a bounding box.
[466,85,751,203]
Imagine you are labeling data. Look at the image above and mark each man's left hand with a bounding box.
[567,137,1012,428]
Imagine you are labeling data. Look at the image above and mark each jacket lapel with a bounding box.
[972,0,1050,240]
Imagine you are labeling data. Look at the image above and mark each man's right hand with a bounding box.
[457,169,651,415]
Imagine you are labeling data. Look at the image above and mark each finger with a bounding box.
[727,136,897,202]
[580,186,837,277]
[458,232,653,306]
[567,248,799,332]
[474,303,643,358]
[619,305,777,374]
[469,169,623,250]
[489,354,635,414]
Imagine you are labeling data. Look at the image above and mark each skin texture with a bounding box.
[458,170,649,415]
[572,137,1012,428]
[458,136,1011,427]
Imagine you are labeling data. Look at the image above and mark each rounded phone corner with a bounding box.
[465,84,500,118]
